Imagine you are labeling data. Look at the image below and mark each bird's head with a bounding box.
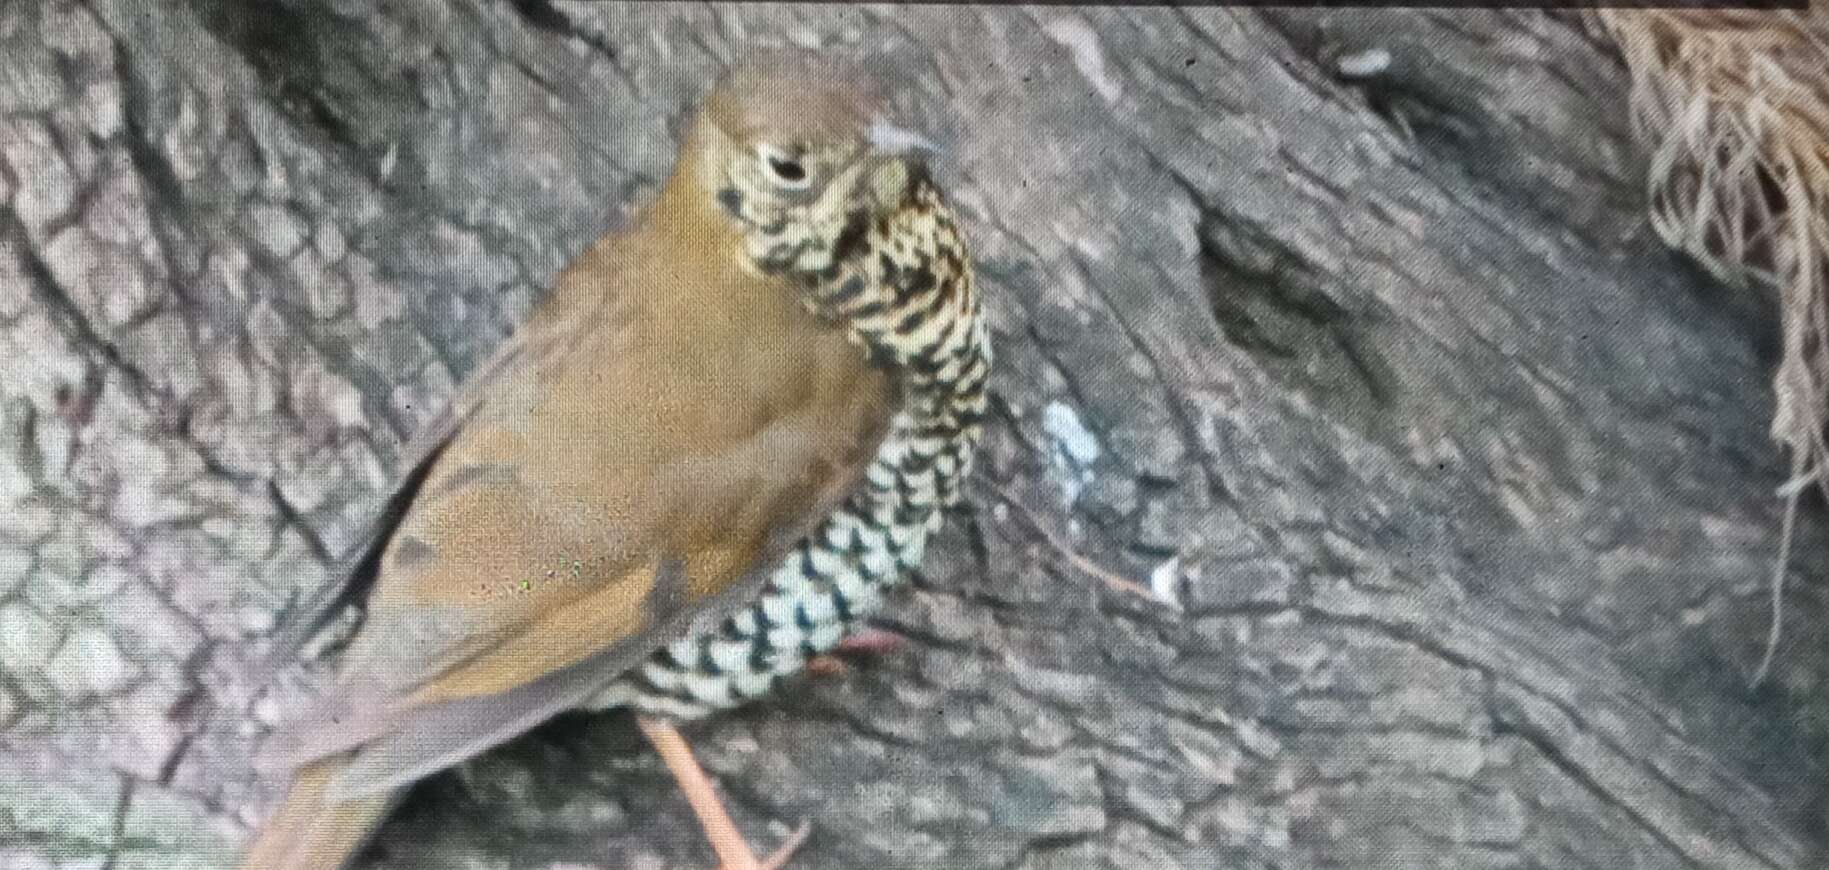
[682,51,944,282]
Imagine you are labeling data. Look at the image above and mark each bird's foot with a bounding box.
[834,627,906,655]
[807,627,906,676]
[749,819,811,870]
[702,816,807,870]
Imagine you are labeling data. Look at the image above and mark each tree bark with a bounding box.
[0,2,1822,868]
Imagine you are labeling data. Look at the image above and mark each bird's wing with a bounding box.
[258,238,894,796]
[245,267,598,687]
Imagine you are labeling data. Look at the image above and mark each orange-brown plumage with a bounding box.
[332,159,895,712]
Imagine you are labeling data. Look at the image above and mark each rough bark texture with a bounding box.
[1,2,1825,868]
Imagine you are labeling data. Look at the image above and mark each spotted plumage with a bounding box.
[600,172,990,717]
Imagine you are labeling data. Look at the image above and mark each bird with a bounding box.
[237,48,991,870]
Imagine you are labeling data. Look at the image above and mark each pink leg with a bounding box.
[833,627,905,655]
[808,628,907,676]
[636,716,809,870]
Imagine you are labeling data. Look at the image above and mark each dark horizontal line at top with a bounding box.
[712,0,1808,8]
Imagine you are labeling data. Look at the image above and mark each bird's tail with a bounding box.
[239,753,400,870]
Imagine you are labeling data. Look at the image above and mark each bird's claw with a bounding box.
[750,819,811,870]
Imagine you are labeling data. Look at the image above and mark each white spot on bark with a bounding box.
[1150,554,1183,609]
[1337,48,1392,79]
[1044,18,1123,104]
[1042,400,1100,505]
[379,142,399,180]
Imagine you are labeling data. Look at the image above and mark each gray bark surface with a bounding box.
[1,2,1824,868]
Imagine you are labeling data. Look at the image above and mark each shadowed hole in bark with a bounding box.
[183,0,354,146]
[1197,215,1396,442]
[509,0,575,34]
[510,0,622,79]
[183,0,426,156]
[1343,69,1482,166]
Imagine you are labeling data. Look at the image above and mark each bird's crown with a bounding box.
[701,50,889,149]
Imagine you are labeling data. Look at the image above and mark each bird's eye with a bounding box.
[757,145,811,189]
[769,156,807,182]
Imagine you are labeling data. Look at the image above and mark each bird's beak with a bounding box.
[868,118,944,158]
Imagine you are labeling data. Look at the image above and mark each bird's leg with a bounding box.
[636,715,809,870]
[833,626,906,655]
[807,627,906,676]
